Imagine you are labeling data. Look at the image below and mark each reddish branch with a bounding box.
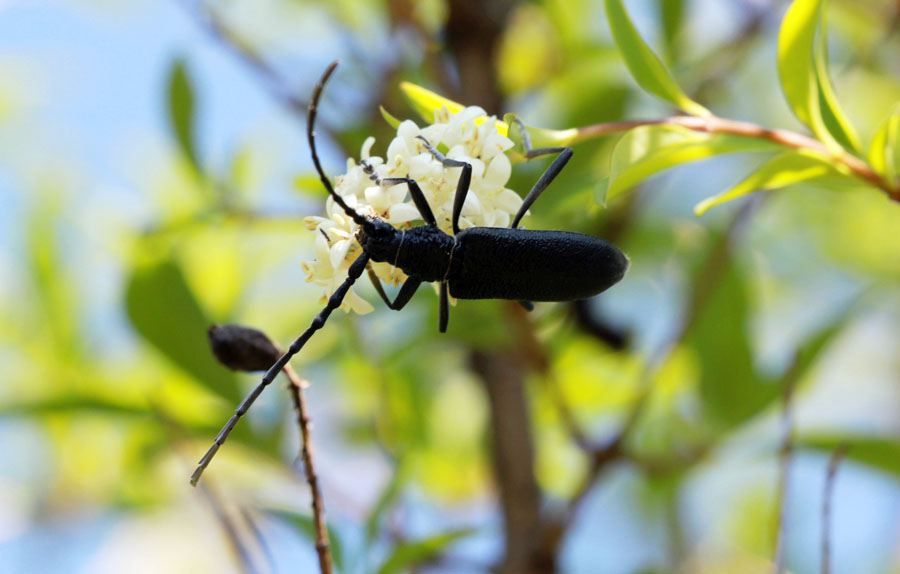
[574,116,900,202]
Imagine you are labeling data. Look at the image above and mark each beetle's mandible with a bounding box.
[190,61,628,485]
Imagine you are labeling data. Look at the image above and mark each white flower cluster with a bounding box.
[301,106,526,313]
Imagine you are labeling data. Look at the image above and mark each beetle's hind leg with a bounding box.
[416,136,472,235]
[510,118,573,230]
[439,282,449,333]
[367,265,422,310]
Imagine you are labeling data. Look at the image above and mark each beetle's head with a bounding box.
[356,217,399,262]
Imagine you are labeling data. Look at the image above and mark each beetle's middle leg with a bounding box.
[366,265,422,311]
[510,118,574,230]
[416,136,472,235]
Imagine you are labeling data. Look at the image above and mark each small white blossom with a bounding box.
[301,106,522,312]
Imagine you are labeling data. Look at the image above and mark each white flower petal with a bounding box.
[344,288,374,314]
[495,188,524,214]
[484,153,511,188]
[462,191,483,216]
[330,238,352,269]
[360,136,376,159]
[387,202,422,224]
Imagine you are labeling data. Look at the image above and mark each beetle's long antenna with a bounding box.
[307,60,371,229]
[191,252,372,486]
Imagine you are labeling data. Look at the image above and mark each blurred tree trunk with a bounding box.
[443,1,557,571]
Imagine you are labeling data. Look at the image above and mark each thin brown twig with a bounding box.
[538,195,762,559]
[822,443,849,574]
[573,116,900,202]
[283,363,334,574]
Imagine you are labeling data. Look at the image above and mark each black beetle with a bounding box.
[190,61,628,485]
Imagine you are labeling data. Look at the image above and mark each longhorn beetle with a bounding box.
[190,61,628,485]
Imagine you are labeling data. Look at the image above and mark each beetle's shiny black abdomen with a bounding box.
[448,227,628,301]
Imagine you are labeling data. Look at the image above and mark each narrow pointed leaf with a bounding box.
[600,125,777,203]
[868,106,900,186]
[399,82,510,135]
[126,259,240,402]
[694,149,845,215]
[604,0,709,116]
[777,0,821,127]
[167,58,201,174]
[814,6,861,153]
[376,529,475,574]
[379,106,402,130]
[399,82,464,121]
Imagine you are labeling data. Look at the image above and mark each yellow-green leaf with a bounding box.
[778,0,821,126]
[778,0,858,155]
[399,81,464,121]
[868,105,900,187]
[379,105,402,130]
[814,6,862,153]
[604,0,709,116]
[599,125,777,203]
[399,82,509,135]
[694,149,845,215]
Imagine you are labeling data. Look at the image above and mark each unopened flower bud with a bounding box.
[208,324,283,372]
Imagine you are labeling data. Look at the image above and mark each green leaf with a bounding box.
[777,0,858,155]
[688,261,850,429]
[658,0,685,64]
[868,105,900,186]
[264,508,344,572]
[376,529,475,574]
[688,261,777,428]
[125,258,240,402]
[814,6,862,153]
[379,106,402,130]
[599,125,777,203]
[798,435,900,478]
[694,149,844,215]
[27,198,79,359]
[0,395,151,417]
[603,0,709,116]
[167,58,201,175]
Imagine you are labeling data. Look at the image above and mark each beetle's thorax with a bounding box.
[358,220,455,283]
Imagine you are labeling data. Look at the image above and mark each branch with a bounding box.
[205,324,334,574]
[573,116,900,202]
[283,364,334,574]
[178,0,309,115]
[470,349,544,574]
